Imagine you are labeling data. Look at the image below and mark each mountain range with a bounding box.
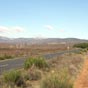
[0,36,88,44]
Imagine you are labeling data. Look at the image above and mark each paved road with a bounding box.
[43,49,81,59]
[0,57,26,74]
[0,49,80,74]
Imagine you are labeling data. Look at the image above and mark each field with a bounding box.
[0,43,72,60]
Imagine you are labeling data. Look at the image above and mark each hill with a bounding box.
[0,37,88,45]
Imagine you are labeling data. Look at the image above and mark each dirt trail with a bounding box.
[74,59,88,88]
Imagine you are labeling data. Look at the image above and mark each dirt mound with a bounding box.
[74,59,88,88]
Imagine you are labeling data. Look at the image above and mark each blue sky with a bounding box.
[0,0,88,39]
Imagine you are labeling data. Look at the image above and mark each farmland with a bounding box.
[0,43,72,60]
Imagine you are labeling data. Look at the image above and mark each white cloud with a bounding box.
[12,26,24,32]
[0,26,24,33]
[44,25,54,30]
[0,26,9,33]
[58,29,65,32]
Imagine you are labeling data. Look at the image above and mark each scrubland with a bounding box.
[0,52,86,88]
[0,44,71,60]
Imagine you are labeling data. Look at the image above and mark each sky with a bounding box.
[0,0,88,39]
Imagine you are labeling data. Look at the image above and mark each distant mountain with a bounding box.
[0,36,88,44]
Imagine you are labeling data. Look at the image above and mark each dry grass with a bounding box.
[0,43,71,59]
[0,52,86,88]
[48,53,84,78]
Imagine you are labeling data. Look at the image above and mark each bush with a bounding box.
[24,69,41,81]
[73,43,88,49]
[24,57,48,70]
[0,55,13,60]
[41,70,73,88]
[4,55,13,59]
[3,70,24,87]
[0,56,5,60]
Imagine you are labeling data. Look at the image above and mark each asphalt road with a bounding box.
[0,49,80,74]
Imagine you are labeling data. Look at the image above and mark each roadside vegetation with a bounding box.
[41,69,73,88]
[0,53,84,88]
[0,55,14,60]
[73,43,88,54]
[3,70,25,87]
[24,57,48,70]
[73,43,88,49]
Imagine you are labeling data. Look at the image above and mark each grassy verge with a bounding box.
[0,53,84,88]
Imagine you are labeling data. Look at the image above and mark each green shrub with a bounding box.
[4,55,13,59]
[34,57,48,69]
[3,70,24,87]
[0,55,13,60]
[24,57,35,69]
[73,43,88,49]
[24,57,48,70]
[41,71,73,88]
[0,56,5,60]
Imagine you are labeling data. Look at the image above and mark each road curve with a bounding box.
[0,49,80,74]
